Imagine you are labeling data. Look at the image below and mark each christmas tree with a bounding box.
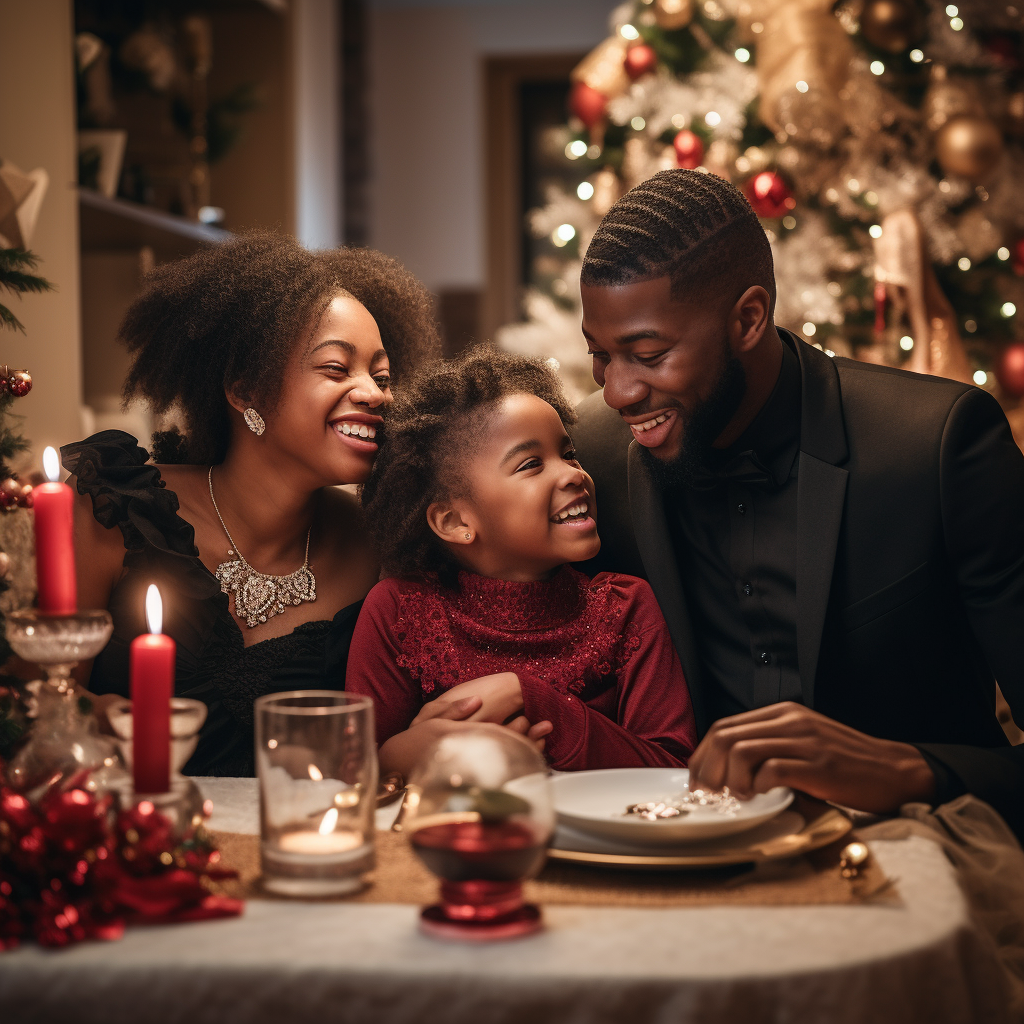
[497,0,1024,441]
[0,247,44,752]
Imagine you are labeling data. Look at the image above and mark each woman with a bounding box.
[62,233,439,776]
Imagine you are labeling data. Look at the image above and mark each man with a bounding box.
[574,169,1024,836]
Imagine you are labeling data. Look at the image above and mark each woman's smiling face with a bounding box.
[264,294,392,486]
[440,393,601,581]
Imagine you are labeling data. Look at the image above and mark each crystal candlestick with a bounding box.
[3,609,125,799]
[106,697,209,840]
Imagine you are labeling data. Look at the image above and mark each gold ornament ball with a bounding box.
[860,0,920,54]
[935,115,1005,181]
[654,0,694,30]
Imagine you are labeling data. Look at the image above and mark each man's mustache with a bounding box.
[619,398,686,420]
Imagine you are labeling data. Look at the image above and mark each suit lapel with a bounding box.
[627,443,710,734]
[791,333,850,708]
[796,454,848,707]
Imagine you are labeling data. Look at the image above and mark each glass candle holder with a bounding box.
[256,691,377,897]
[106,697,209,840]
[404,727,554,942]
[3,609,125,798]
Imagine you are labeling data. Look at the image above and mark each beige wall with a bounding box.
[0,0,83,464]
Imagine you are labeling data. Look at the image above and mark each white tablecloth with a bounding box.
[0,777,1014,1024]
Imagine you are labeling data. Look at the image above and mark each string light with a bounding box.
[965,319,978,333]
[945,4,958,14]
[620,23,640,39]
[910,49,924,62]
[566,140,588,159]
[552,224,576,247]
[973,370,988,386]
[869,224,883,238]
[802,322,816,336]
[671,113,686,128]
[782,215,796,229]
[950,16,963,30]
[900,336,914,351]
[735,48,750,62]
[631,116,646,131]
[1001,302,1017,317]
[958,257,971,271]
[586,144,601,159]
[705,111,721,127]
[795,80,809,93]
[577,181,595,200]
[870,61,885,76]
[998,247,1010,261]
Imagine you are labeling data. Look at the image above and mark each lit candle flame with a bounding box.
[43,446,59,483]
[145,584,163,635]
[318,807,339,835]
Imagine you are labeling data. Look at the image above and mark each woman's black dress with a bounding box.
[61,430,360,777]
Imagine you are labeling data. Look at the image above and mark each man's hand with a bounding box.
[687,702,937,814]
[412,673,525,727]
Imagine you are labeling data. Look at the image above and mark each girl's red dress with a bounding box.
[346,566,697,770]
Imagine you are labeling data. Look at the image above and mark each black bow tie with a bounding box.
[689,450,778,491]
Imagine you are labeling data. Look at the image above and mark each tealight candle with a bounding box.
[130,585,175,794]
[33,446,77,615]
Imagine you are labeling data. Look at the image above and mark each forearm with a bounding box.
[520,676,687,770]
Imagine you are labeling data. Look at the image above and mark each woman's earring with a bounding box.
[464,533,472,541]
[243,408,266,436]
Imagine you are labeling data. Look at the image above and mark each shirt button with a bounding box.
[737,503,746,515]
[743,583,753,597]
[759,651,771,665]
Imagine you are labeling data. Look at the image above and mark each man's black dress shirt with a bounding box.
[670,341,802,723]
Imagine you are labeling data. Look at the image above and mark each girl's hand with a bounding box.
[505,715,554,755]
[412,672,524,727]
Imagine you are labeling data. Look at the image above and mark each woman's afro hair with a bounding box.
[361,347,575,585]
[120,231,441,464]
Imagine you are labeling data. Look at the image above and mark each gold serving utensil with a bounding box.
[376,772,406,809]
[839,841,870,879]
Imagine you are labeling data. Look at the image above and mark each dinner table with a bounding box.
[0,776,1015,1024]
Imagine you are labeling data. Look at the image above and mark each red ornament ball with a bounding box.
[0,477,20,510]
[569,82,607,130]
[624,43,658,81]
[996,343,1024,399]
[672,130,704,169]
[1011,237,1024,276]
[745,171,795,218]
[16,482,33,509]
[7,369,31,398]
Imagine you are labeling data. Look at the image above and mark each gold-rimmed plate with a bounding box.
[547,799,852,870]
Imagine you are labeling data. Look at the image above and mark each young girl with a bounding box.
[346,349,696,776]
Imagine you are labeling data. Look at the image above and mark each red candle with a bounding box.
[130,585,175,794]
[33,446,77,615]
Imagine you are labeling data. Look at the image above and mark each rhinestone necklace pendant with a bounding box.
[215,559,316,627]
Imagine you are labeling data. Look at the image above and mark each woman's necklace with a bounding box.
[207,467,316,628]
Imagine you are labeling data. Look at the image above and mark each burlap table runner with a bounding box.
[209,827,894,908]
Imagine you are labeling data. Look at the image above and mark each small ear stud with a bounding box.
[464,533,472,540]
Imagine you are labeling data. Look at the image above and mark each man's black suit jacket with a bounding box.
[574,331,1024,836]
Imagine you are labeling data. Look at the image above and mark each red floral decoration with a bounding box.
[0,773,241,950]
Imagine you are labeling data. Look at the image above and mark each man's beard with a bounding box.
[639,347,746,491]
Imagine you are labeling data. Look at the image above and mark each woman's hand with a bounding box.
[688,702,937,814]
[412,672,525,727]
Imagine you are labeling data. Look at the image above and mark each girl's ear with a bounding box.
[225,386,250,415]
[426,501,477,547]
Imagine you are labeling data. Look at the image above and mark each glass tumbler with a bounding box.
[256,691,377,897]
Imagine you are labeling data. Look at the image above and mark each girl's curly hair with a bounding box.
[120,232,441,464]
[361,347,575,584]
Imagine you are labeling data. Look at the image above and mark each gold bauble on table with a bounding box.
[653,0,694,30]
[860,0,920,54]
[935,115,1005,181]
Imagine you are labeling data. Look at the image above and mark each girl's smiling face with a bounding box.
[429,393,601,582]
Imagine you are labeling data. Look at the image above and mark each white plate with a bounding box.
[551,768,794,846]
